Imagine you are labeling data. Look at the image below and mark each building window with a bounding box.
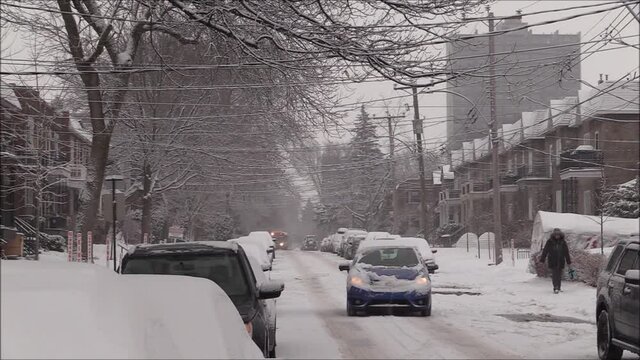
[584,190,592,215]
[53,132,59,157]
[583,132,591,146]
[555,190,562,212]
[594,131,600,150]
[507,203,514,221]
[408,190,420,204]
[27,117,35,145]
[555,138,562,165]
[528,150,533,174]
[507,158,512,172]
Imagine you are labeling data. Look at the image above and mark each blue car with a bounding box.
[339,246,432,317]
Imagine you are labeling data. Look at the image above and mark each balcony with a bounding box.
[515,164,551,181]
[448,189,461,199]
[472,182,492,192]
[559,146,603,180]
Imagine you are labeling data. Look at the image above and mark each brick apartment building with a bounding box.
[440,80,639,245]
[446,12,581,150]
[1,82,91,243]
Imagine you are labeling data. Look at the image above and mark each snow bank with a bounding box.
[455,232,479,248]
[1,261,262,359]
[531,211,639,251]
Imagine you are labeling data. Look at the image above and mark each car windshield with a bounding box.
[357,247,419,267]
[122,253,252,306]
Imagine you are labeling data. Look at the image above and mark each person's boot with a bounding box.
[553,289,559,294]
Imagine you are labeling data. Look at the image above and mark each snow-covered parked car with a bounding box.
[358,237,439,273]
[339,245,432,317]
[1,259,262,359]
[243,246,284,358]
[120,242,283,358]
[363,231,392,242]
[338,229,367,257]
[230,236,273,271]
[331,228,348,253]
[249,231,276,261]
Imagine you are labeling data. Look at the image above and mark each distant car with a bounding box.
[320,237,332,252]
[271,231,289,250]
[596,237,639,360]
[248,231,276,261]
[344,234,367,260]
[338,229,367,257]
[302,236,319,251]
[339,245,432,317]
[120,242,284,358]
[331,228,348,254]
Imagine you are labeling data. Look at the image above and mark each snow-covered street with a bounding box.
[272,248,629,360]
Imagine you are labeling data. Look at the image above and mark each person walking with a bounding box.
[539,228,572,294]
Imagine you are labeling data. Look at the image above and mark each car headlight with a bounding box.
[415,276,430,285]
[279,242,284,246]
[348,275,365,287]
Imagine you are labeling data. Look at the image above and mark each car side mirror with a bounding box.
[261,264,272,272]
[624,269,640,286]
[431,249,438,254]
[266,248,274,254]
[338,262,350,271]
[258,280,284,300]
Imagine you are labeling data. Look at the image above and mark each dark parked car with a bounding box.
[596,236,639,360]
[302,236,319,251]
[120,242,284,358]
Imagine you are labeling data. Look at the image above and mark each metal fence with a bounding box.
[516,249,531,259]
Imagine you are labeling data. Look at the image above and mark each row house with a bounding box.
[1,82,91,242]
[441,80,639,244]
[392,178,441,239]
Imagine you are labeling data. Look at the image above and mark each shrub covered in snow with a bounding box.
[602,178,639,218]
[529,249,607,287]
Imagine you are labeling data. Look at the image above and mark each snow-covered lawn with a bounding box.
[1,259,262,359]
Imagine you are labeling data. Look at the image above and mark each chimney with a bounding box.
[598,74,603,84]
[605,74,609,81]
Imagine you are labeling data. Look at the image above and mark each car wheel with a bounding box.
[268,347,276,358]
[597,310,623,360]
[347,302,356,316]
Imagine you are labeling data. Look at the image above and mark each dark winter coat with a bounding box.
[540,235,572,269]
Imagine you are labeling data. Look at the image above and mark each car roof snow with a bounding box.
[129,241,238,256]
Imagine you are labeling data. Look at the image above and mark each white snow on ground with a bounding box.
[272,248,638,359]
[1,259,262,359]
[32,246,638,359]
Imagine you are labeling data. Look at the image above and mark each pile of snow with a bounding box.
[455,232,479,248]
[531,211,639,251]
[1,261,262,359]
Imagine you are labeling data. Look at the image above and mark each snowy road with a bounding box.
[271,249,632,360]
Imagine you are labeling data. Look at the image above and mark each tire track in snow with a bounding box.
[286,251,392,359]
[293,250,520,359]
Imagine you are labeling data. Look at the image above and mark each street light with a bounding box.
[105,175,123,272]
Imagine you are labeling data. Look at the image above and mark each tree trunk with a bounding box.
[141,162,152,243]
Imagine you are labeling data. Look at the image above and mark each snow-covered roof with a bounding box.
[531,211,639,251]
[442,165,454,180]
[432,172,442,185]
[501,122,521,150]
[549,96,577,128]
[69,114,92,143]
[581,81,640,118]
[0,81,21,110]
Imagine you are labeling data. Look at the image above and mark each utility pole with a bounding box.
[488,7,503,265]
[371,112,405,233]
[394,84,430,238]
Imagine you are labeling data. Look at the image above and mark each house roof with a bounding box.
[581,81,640,118]
[0,81,21,110]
